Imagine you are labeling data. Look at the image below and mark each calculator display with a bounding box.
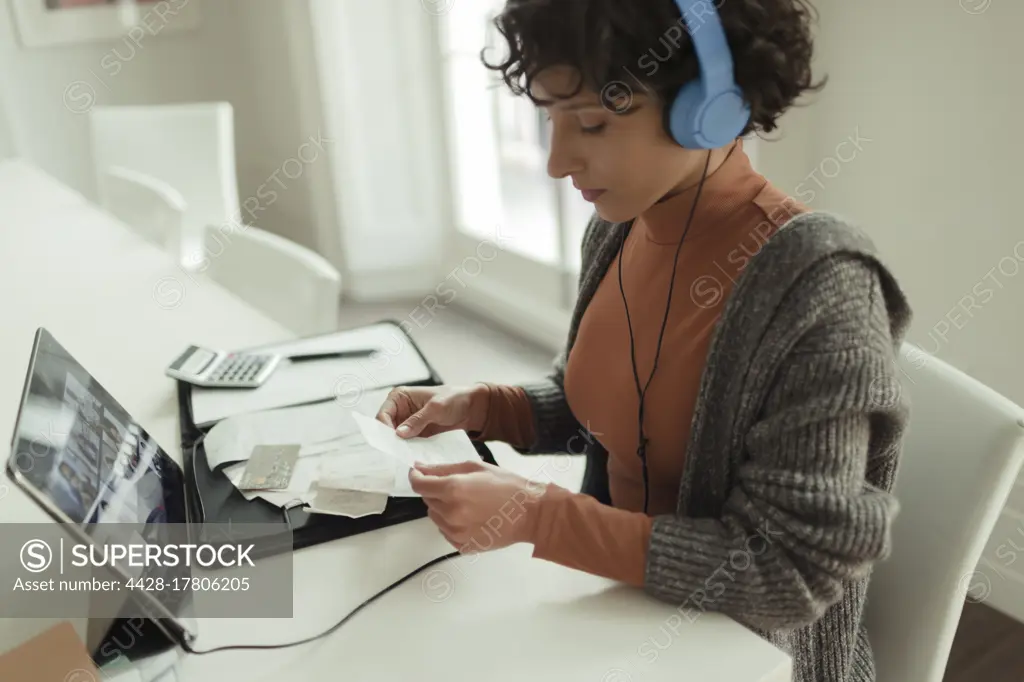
[170,346,217,375]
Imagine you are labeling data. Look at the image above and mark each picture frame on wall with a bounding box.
[10,0,200,49]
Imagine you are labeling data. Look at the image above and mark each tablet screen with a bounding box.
[8,329,186,531]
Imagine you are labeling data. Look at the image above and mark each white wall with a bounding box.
[758,0,1024,622]
[0,79,14,159]
[307,0,450,300]
[196,0,340,259]
[762,0,1022,406]
[0,1,210,193]
[0,0,336,257]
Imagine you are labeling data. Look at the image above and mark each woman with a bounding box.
[376,1,912,680]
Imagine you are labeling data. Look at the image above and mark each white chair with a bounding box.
[864,342,1024,682]
[97,165,188,253]
[87,102,241,267]
[199,224,342,336]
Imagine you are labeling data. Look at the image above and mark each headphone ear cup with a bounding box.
[704,85,751,146]
[669,81,751,149]
[668,80,705,149]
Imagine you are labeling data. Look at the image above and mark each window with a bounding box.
[436,2,593,345]
[434,5,760,347]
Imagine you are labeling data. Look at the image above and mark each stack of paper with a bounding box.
[204,400,483,518]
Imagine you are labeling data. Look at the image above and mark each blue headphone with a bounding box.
[666,0,750,149]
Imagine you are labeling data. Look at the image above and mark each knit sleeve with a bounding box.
[643,258,907,631]
[512,349,586,455]
[506,213,606,455]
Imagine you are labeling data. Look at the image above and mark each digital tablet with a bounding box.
[5,327,198,649]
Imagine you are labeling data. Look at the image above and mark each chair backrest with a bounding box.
[87,103,241,265]
[200,224,342,336]
[97,165,187,253]
[864,342,1024,682]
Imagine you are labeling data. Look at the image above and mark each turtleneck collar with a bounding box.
[638,138,766,245]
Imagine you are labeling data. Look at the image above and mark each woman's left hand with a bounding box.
[408,460,546,552]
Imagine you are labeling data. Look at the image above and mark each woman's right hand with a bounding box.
[374,384,491,439]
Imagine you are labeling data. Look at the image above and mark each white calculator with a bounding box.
[165,345,282,388]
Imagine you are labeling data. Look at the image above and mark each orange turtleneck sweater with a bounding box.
[473,140,809,586]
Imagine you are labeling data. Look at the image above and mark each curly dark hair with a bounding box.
[481,0,826,137]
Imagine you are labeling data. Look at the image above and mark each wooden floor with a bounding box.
[944,601,1024,681]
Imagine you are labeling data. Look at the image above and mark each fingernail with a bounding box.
[397,424,410,435]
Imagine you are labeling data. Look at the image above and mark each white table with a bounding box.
[0,159,792,682]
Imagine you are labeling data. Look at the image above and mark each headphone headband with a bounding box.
[666,0,750,148]
[674,0,737,96]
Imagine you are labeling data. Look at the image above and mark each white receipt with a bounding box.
[216,409,483,506]
[203,401,361,470]
[299,433,363,456]
[352,411,482,467]
[317,446,395,494]
[307,485,389,518]
[221,439,395,505]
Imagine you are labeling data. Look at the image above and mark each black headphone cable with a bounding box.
[616,150,713,515]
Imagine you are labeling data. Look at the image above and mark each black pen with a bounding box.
[286,349,378,362]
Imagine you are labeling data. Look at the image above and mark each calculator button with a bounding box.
[206,354,273,384]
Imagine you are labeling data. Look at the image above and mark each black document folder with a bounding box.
[175,319,497,555]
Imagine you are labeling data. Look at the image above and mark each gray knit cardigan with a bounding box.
[514,211,914,682]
